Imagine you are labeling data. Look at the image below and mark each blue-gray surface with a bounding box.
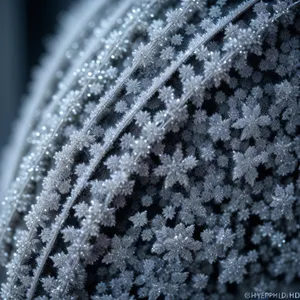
[0,0,24,149]
[0,0,299,299]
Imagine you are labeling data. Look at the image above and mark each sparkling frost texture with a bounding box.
[0,0,300,299]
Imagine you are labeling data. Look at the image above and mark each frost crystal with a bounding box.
[154,146,198,189]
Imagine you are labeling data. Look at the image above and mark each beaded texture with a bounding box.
[0,0,300,299]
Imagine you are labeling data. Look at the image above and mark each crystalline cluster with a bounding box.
[0,0,299,299]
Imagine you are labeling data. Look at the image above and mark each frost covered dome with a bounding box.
[0,0,300,299]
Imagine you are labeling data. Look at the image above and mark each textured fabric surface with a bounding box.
[0,0,300,299]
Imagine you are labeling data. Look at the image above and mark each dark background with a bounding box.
[0,0,75,150]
